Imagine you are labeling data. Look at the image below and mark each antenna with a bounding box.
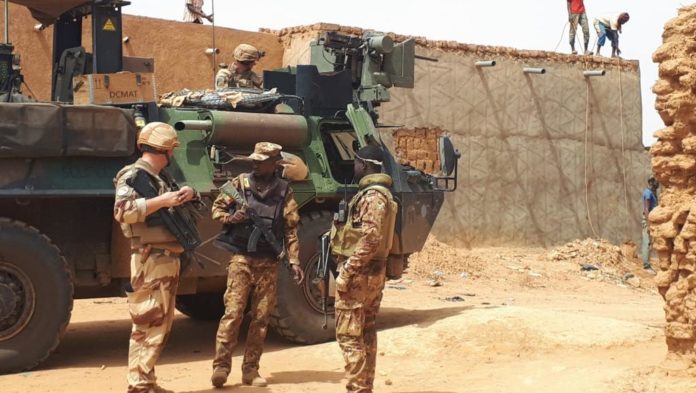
[211,0,217,88]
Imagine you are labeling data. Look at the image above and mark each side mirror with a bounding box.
[433,135,460,192]
[439,136,459,176]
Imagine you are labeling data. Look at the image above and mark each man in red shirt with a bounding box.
[567,0,590,55]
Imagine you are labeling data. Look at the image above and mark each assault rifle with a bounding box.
[126,170,202,252]
[315,232,332,329]
[219,180,289,266]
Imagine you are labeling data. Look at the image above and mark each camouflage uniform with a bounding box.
[114,159,184,393]
[211,164,300,378]
[215,63,263,89]
[331,173,396,393]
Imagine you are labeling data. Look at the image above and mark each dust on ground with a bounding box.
[0,236,686,393]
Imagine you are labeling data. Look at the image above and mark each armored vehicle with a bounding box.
[0,0,459,373]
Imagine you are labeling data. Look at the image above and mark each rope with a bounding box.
[584,78,599,238]
[617,60,630,216]
[553,22,569,52]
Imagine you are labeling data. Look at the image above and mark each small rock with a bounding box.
[379,351,385,356]
[385,379,393,386]
[459,272,469,279]
[379,371,388,376]
[528,271,542,278]
[626,276,641,288]
[443,296,465,302]
[100,365,106,370]
[581,264,599,271]
[427,280,442,287]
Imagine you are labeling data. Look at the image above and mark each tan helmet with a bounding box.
[137,122,180,151]
[233,43,260,62]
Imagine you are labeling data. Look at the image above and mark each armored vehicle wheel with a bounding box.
[0,219,73,374]
[175,293,225,320]
[271,210,335,344]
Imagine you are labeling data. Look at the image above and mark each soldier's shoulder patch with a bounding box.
[116,186,132,197]
[242,176,250,188]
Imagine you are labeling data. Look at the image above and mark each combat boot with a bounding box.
[150,386,175,393]
[242,371,268,387]
[211,367,229,388]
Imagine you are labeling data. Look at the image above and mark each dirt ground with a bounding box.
[2,242,695,393]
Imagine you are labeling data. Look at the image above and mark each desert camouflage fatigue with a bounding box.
[113,160,182,393]
[211,173,300,376]
[215,63,263,89]
[213,255,278,374]
[336,258,386,393]
[334,182,391,393]
[126,249,180,393]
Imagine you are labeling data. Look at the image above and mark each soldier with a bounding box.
[215,44,264,89]
[330,145,398,393]
[113,122,198,393]
[210,142,304,388]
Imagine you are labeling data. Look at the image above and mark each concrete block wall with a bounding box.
[272,24,651,247]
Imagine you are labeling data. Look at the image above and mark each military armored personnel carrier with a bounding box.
[0,0,459,373]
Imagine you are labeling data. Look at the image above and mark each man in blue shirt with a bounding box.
[642,177,658,271]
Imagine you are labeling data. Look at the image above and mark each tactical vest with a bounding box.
[116,163,182,253]
[215,174,288,257]
[330,180,398,261]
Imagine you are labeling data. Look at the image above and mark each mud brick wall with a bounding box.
[393,128,443,174]
[274,24,651,247]
[1,4,284,100]
[648,4,696,361]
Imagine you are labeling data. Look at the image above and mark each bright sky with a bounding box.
[126,0,691,146]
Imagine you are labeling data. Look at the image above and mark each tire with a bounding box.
[0,219,73,374]
[175,293,225,320]
[270,210,336,344]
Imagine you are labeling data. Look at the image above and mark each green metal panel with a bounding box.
[345,105,382,146]
[159,108,216,193]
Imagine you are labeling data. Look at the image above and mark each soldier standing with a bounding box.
[330,145,398,393]
[210,142,304,388]
[113,122,198,393]
[215,44,264,89]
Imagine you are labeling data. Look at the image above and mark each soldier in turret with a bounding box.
[215,44,264,89]
[330,145,398,393]
[210,142,304,388]
[113,122,198,393]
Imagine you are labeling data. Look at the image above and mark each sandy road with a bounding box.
[0,248,683,393]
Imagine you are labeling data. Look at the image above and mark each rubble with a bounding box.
[548,238,625,268]
[548,238,650,289]
[649,4,696,361]
[408,235,485,277]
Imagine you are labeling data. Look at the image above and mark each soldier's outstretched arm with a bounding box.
[341,190,389,277]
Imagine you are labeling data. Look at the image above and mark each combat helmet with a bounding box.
[137,122,180,151]
[233,44,260,62]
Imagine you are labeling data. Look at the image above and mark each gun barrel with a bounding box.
[174,120,213,131]
[415,54,438,62]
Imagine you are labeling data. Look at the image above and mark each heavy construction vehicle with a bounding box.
[0,0,459,373]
